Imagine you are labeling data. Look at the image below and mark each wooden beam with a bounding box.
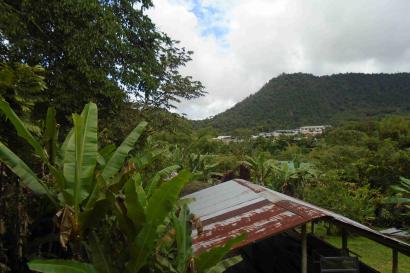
[311,221,315,234]
[329,220,410,257]
[301,224,307,273]
[342,228,348,255]
[392,249,398,273]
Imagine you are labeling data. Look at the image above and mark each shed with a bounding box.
[184,179,410,273]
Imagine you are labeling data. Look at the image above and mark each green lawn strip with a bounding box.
[321,235,410,273]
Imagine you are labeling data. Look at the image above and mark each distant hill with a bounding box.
[198,73,410,132]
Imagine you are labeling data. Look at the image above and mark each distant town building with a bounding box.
[211,135,242,143]
[217,125,330,142]
[273,129,300,136]
[299,125,330,136]
[257,132,275,137]
[253,125,331,139]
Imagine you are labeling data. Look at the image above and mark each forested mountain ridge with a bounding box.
[199,73,410,132]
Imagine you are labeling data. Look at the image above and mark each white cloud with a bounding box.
[148,0,410,119]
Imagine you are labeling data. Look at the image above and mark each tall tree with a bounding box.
[0,0,204,127]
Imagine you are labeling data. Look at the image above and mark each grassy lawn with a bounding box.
[313,225,410,273]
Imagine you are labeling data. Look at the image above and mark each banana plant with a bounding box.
[0,100,147,247]
[0,100,58,202]
[28,260,99,273]
[187,153,222,184]
[2,100,245,273]
[390,176,410,213]
[28,169,244,273]
[194,234,246,273]
[241,154,276,185]
[172,204,193,273]
[271,161,317,196]
[27,170,192,273]
[206,256,243,273]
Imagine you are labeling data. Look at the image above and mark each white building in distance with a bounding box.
[299,125,330,136]
[253,125,331,139]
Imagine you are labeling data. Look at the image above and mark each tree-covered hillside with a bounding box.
[200,73,410,132]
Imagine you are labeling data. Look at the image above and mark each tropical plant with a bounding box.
[187,153,222,184]
[303,174,381,223]
[241,153,276,185]
[26,169,197,273]
[1,100,244,272]
[0,62,47,163]
[193,234,246,273]
[0,100,148,248]
[390,177,410,217]
[26,173,244,273]
[271,161,318,197]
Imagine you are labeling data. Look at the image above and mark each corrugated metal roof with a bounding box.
[184,179,410,256]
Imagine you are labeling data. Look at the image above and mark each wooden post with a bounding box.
[311,221,315,234]
[392,249,398,273]
[302,224,307,273]
[341,228,348,255]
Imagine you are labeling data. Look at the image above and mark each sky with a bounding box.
[148,0,410,120]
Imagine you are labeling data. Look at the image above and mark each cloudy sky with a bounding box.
[148,0,410,120]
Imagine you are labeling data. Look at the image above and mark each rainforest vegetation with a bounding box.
[1,1,410,273]
[199,73,410,132]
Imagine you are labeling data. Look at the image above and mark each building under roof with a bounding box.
[184,179,410,273]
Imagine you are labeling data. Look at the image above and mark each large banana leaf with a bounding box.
[88,232,117,273]
[131,148,163,170]
[206,256,243,273]
[101,121,147,181]
[134,175,147,208]
[124,175,146,230]
[57,128,73,165]
[146,165,180,197]
[79,176,110,232]
[96,144,116,167]
[194,234,246,273]
[0,141,50,196]
[111,193,138,240]
[63,103,98,209]
[0,99,46,160]
[172,205,192,273]
[28,259,98,273]
[79,199,111,235]
[126,170,192,273]
[99,144,116,161]
[43,107,66,192]
[96,153,106,167]
[391,197,410,204]
[48,163,66,196]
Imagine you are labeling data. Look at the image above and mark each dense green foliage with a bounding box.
[200,73,410,132]
[1,2,410,272]
[0,0,204,129]
[2,96,409,272]
[390,177,410,220]
[0,102,241,273]
[2,80,410,272]
[160,116,410,226]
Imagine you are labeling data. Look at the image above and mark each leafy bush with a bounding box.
[303,174,382,223]
[0,101,242,273]
[389,177,410,227]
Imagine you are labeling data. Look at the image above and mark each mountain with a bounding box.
[199,73,410,132]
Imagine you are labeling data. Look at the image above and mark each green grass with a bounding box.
[325,236,410,273]
[313,225,410,273]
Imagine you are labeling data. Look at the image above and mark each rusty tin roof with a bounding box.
[184,179,410,256]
